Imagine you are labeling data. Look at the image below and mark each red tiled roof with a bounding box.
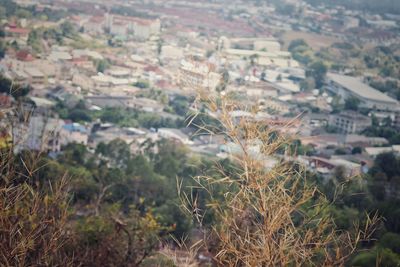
[6,27,30,35]
[16,50,34,61]
[0,95,11,106]
[89,16,105,23]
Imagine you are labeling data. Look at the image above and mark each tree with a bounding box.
[370,152,400,180]
[308,61,328,89]
[0,75,31,99]
[300,77,316,91]
[134,80,150,89]
[96,59,109,73]
[249,54,259,66]
[345,97,361,111]
[0,39,5,59]
[0,6,6,19]
[170,95,189,116]
[60,21,76,37]
[352,146,363,154]
[69,109,92,122]
[380,232,400,254]
[288,39,308,52]
[382,116,393,127]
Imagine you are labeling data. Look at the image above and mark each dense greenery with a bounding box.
[315,152,400,265]
[55,100,185,129]
[370,79,400,101]
[0,74,31,99]
[363,125,400,145]
[288,39,328,88]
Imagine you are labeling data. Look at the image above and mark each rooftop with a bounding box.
[328,73,398,104]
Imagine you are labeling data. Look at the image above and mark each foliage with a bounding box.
[345,97,361,111]
[308,61,328,89]
[363,126,400,145]
[169,95,191,116]
[68,209,165,267]
[288,39,309,52]
[352,146,363,154]
[96,59,110,73]
[0,75,31,99]
[370,79,400,100]
[134,80,150,89]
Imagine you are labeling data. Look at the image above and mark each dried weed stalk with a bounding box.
[179,90,378,267]
[0,105,71,266]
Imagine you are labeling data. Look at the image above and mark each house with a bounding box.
[61,122,89,146]
[304,156,361,178]
[24,67,46,84]
[84,16,106,34]
[72,73,94,90]
[329,111,371,134]
[300,134,388,151]
[108,15,160,40]
[107,68,132,79]
[71,57,95,70]
[15,116,63,153]
[131,98,164,112]
[365,146,400,158]
[0,94,12,108]
[16,50,34,62]
[4,25,30,39]
[326,73,399,111]
[85,95,135,108]
[29,96,56,114]
[157,128,192,145]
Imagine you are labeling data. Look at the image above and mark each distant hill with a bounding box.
[305,0,400,14]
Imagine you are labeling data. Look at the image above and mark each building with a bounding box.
[16,116,63,153]
[85,95,135,108]
[61,122,89,145]
[84,16,106,34]
[4,25,30,39]
[329,111,372,134]
[108,15,160,40]
[327,73,399,111]
[304,156,361,178]
[178,59,221,91]
[157,128,192,145]
[24,67,46,84]
[16,50,34,62]
[0,94,12,109]
[131,98,164,113]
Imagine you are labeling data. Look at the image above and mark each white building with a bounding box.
[178,59,221,91]
[329,111,372,134]
[15,116,63,153]
[108,14,160,40]
[327,73,399,111]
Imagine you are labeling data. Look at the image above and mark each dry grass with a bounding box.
[280,31,337,51]
[0,145,71,266]
[178,90,379,266]
[0,99,71,267]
